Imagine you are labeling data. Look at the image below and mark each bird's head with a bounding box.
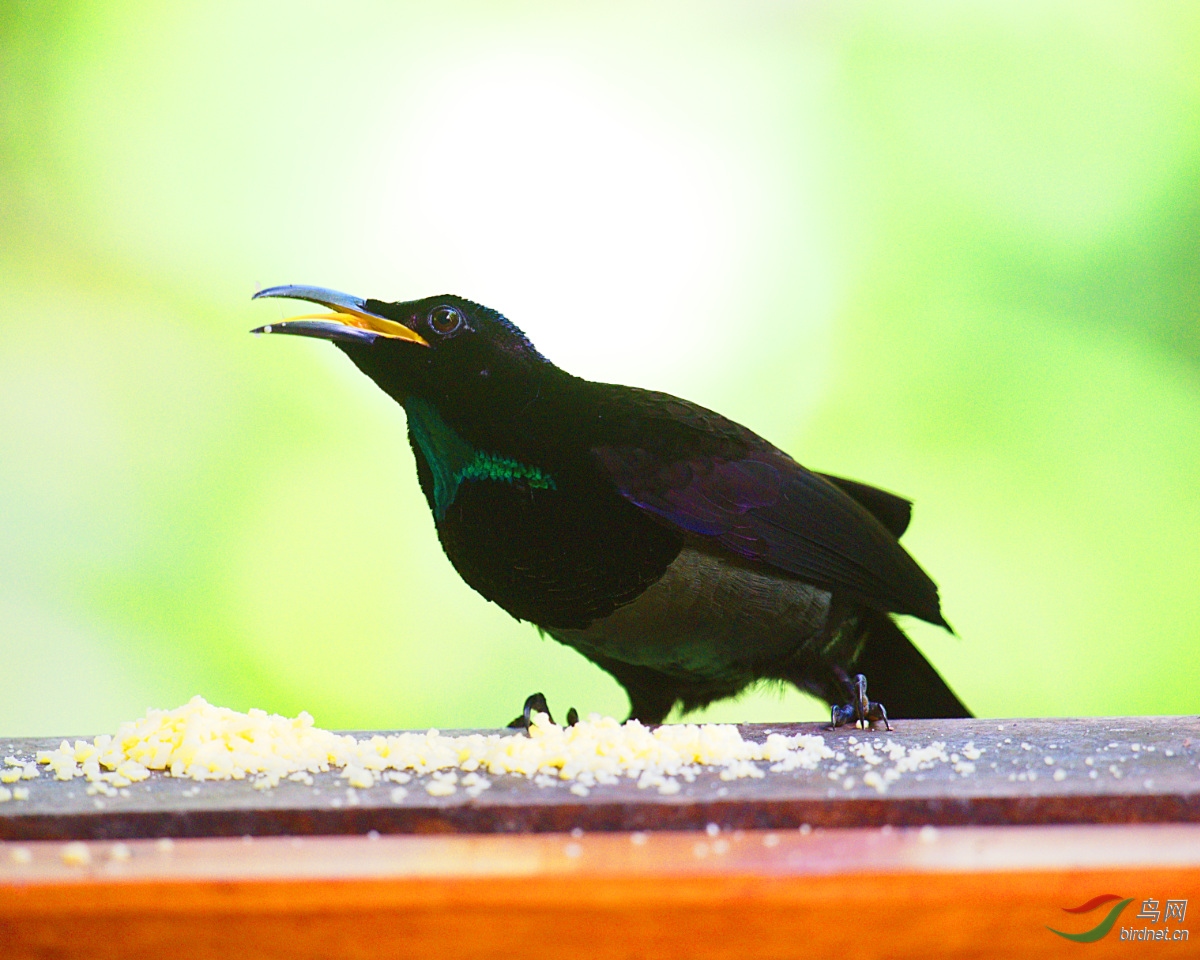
[251,285,554,417]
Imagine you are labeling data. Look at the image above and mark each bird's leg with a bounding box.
[828,667,863,728]
[566,707,580,727]
[507,692,554,732]
[829,672,891,731]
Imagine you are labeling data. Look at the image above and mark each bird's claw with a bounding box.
[507,692,552,732]
[829,673,891,731]
[506,693,581,734]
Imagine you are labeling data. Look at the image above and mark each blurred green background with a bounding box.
[2,2,1198,735]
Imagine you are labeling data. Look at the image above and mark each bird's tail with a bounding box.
[851,610,972,718]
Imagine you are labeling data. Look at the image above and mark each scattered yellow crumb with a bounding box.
[862,770,886,793]
[425,780,457,797]
[61,841,91,867]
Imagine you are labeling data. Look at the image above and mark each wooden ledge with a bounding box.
[3,717,1198,957]
[2,716,1198,839]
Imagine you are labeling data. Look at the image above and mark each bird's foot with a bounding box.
[507,692,552,731]
[506,693,580,733]
[829,673,891,731]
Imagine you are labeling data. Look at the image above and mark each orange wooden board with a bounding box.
[4,825,1199,959]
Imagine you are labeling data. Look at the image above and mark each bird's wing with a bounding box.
[815,473,912,539]
[586,389,943,625]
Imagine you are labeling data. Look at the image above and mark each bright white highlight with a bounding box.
[362,55,764,386]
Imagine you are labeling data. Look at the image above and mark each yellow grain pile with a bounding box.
[33,696,836,797]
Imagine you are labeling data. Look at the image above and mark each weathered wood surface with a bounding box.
[1,716,1197,840]
[3,825,1199,959]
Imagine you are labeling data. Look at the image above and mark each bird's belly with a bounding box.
[548,547,832,682]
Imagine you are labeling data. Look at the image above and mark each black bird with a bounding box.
[252,286,970,726]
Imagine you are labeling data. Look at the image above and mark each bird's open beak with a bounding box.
[250,285,429,347]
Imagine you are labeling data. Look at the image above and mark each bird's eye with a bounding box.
[428,305,463,335]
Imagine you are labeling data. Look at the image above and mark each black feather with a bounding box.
[816,474,912,539]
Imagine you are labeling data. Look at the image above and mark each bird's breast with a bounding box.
[434,480,683,628]
[406,401,683,629]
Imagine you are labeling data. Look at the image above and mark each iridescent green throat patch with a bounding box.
[405,397,556,520]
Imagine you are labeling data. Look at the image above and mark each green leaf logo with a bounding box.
[1047,897,1134,942]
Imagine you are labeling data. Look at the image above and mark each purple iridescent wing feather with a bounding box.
[588,391,944,625]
